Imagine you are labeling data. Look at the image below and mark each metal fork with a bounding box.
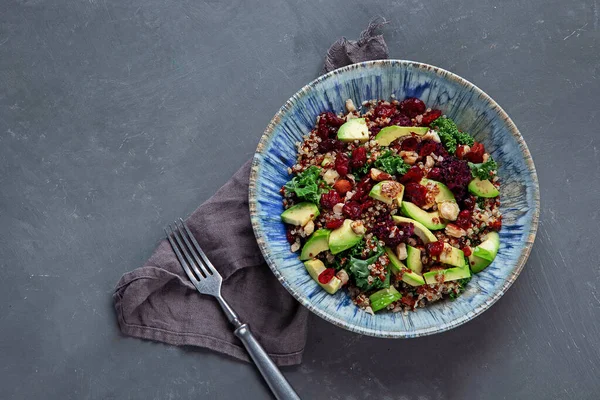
[165,219,301,400]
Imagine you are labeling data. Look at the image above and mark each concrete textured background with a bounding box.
[1,0,599,398]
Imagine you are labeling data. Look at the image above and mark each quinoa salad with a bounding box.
[280,97,501,314]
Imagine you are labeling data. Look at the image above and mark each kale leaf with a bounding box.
[373,151,410,175]
[347,249,390,291]
[284,166,328,204]
[468,159,498,180]
[448,277,471,301]
[430,117,474,154]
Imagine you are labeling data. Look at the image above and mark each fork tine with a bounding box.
[180,218,217,275]
[165,227,198,284]
[175,221,212,278]
[170,224,208,279]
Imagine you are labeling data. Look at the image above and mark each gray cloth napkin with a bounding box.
[113,19,389,366]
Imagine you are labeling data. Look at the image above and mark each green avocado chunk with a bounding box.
[375,126,429,146]
[280,202,319,226]
[468,253,492,274]
[423,264,471,285]
[300,229,331,260]
[328,219,363,254]
[406,245,423,275]
[401,201,447,230]
[304,259,342,294]
[392,216,437,244]
[420,178,456,203]
[472,231,500,262]
[385,247,425,286]
[337,118,369,143]
[369,286,402,312]
[438,243,466,268]
[369,181,404,206]
[468,178,499,198]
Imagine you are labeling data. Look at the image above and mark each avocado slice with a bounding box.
[337,118,369,143]
[468,253,492,274]
[423,264,471,285]
[303,259,342,294]
[369,286,402,312]
[300,229,331,260]
[328,219,363,254]
[406,245,423,275]
[438,243,466,268]
[420,178,456,203]
[392,216,437,244]
[468,178,499,198]
[400,201,447,230]
[375,126,429,146]
[385,247,425,286]
[472,231,500,261]
[369,181,404,206]
[281,202,320,226]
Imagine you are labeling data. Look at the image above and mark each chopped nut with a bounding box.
[438,200,460,221]
[399,150,418,165]
[303,220,315,236]
[396,243,408,260]
[333,202,344,215]
[336,269,350,285]
[423,130,441,143]
[445,223,466,238]
[345,99,356,112]
[323,169,339,185]
[370,168,393,181]
[351,220,366,235]
[425,156,435,169]
[290,241,300,252]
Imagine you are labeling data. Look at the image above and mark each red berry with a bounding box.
[465,142,485,163]
[426,241,444,257]
[427,167,443,181]
[456,145,469,159]
[390,113,412,126]
[350,147,367,169]
[342,201,362,219]
[335,152,350,176]
[333,179,352,195]
[318,268,336,284]
[320,190,342,209]
[400,137,418,151]
[404,182,428,207]
[326,218,345,229]
[399,98,426,117]
[399,166,424,184]
[455,210,472,229]
[374,104,397,118]
[421,109,442,125]
[462,246,472,257]
[461,195,476,211]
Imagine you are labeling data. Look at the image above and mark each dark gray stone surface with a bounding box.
[1,0,599,398]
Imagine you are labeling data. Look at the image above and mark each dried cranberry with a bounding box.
[401,137,418,151]
[286,228,295,244]
[317,122,329,140]
[370,126,381,137]
[320,190,341,209]
[455,210,472,229]
[335,152,350,176]
[342,201,362,219]
[417,139,448,158]
[360,200,374,213]
[318,268,336,284]
[426,241,444,257]
[323,112,345,127]
[326,218,345,229]
[421,109,442,125]
[350,147,367,169]
[399,98,426,117]
[455,145,469,159]
[462,246,472,257]
[437,157,472,200]
[427,167,443,181]
[374,104,397,118]
[465,142,485,163]
[390,113,412,126]
[318,138,340,153]
[461,195,476,211]
[333,179,352,195]
[404,182,428,207]
[399,166,424,184]
[353,176,373,202]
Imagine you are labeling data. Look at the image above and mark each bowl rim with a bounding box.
[249,59,540,338]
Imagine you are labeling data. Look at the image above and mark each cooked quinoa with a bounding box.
[280,97,502,313]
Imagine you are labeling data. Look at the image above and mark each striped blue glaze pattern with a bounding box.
[249,60,540,338]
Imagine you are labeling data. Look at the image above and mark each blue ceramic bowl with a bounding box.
[249,60,539,338]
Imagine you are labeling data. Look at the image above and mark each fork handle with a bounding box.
[234,324,301,400]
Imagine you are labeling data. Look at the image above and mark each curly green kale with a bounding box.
[448,277,471,301]
[347,250,390,291]
[468,159,498,180]
[430,117,474,154]
[284,166,328,204]
[373,151,410,175]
